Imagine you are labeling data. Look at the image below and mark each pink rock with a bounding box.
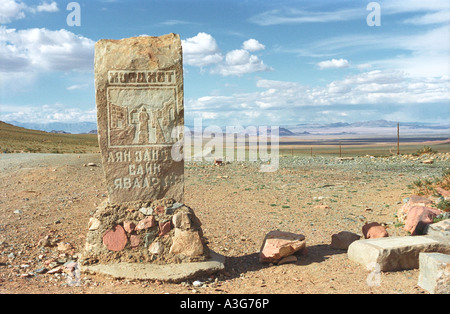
[314,204,330,209]
[123,221,136,233]
[155,206,165,215]
[435,187,450,198]
[397,195,433,222]
[158,221,172,237]
[404,206,441,235]
[259,230,306,263]
[362,222,389,239]
[102,225,127,251]
[135,216,156,231]
[129,234,140,249]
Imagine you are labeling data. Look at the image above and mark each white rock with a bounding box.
[88,217,101,231]
[418,252,450,294]
[192,280,203,287]
[139,207,153,216]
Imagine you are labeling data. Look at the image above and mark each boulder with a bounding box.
[259,230,306,263]
[397,195,433,223]
[331,231,361,250]
[172,211,192,230]
[404,206,441,235]
[362,222,388,239]
[435,187,450,199]
[169,229,204,257]
[425,219,450,238]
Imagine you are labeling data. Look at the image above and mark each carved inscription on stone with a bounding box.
[95,34,184,203]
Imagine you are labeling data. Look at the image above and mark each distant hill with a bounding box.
[5,121,98,134]
[290,119,450,136]
[0,121,99,153]
[50,130,71,134]
[4,119,449,140]
[296,119,450,130]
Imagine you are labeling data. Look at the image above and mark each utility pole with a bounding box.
[397,122,400,155]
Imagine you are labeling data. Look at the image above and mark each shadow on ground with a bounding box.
[223,244,346,279]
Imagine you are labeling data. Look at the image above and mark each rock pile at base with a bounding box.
[81,198,209,266]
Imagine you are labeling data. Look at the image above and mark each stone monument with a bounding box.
[80,34,224,281]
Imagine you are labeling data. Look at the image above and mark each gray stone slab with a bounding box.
[81,250,225,283]
[417,252,450,294]
[425,219,450,238]
[347,235,450,272]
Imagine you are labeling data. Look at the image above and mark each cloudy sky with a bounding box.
[0,0,449,127]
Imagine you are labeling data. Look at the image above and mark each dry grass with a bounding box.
[0,121,99,154]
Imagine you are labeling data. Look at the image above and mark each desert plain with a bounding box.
[1,124,449,294]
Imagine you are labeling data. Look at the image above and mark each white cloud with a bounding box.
[403,10,450,25]
[213,49,272,76]
[67,84,89,90]
[381,0,449,16]
[317,58,349,70]
[0,0,26,23]
[249,7,363,26]
[185,71,449,125]
[0,103,96,123]
[288,24,449,78]
[242,39,265,52]
[0,0,59,23]
[160,19,197,26]
[36,1,59,13]
[250,1,449,26]
[0,27,95,73]
[181,32,223,67]
[182,33,272,76]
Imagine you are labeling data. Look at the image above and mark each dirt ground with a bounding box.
[0,152,448,294]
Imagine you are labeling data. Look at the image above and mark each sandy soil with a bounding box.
[0,152,448,294]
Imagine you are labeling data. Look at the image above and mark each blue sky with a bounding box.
[0,0,449,127]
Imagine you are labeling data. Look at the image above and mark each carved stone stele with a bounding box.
[95,34,184,204]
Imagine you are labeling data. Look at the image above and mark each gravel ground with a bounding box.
[0,152,448,294]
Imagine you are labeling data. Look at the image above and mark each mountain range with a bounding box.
[4,121,98,134]
[3,119,449,136]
